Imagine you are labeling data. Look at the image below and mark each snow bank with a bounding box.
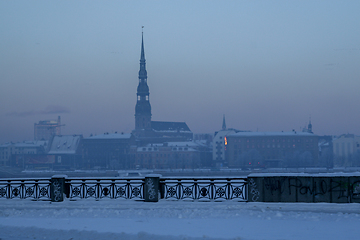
[1,199,359,240]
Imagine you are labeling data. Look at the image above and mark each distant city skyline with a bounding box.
[1,1,359,143]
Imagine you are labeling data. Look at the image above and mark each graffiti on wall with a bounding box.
[249,178,260,202]
[261,177,360,203]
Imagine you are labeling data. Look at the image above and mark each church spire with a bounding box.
[135,29,152,132]
[222,114,226,130]
[139,29,147,80]
[308,116,313,133]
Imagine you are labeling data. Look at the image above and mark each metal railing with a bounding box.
[65,178,145,200]
[0,178,51,200]
[0,176,248,202]
[160,177,247,201]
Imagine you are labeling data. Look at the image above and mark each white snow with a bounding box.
[1,199,359,240]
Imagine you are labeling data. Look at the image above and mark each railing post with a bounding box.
[127,180,131,199]
[210,179,214,200]
[64,179,70,199]
[7,180,11,199]
[159,178,165,199]
[82,180,86,199]
[34,180,39,200]
[194,179,198,200]
[111,180,115,199]
[227,179,231,200]
[96,180,100,200]
[144,174,161,202]
[50,175,67,202]
[178,180,182,199]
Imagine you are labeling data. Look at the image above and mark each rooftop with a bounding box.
[151,121,191,133]
[228,131,317,137]
[48,135,82,154]
[85,132,132,140]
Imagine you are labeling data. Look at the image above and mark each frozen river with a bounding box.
[1,198,359,240]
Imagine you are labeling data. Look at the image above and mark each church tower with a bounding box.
[135,32,152,133]
[307,117,313,133]
[222,114,227,130]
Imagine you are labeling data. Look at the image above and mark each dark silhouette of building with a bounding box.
[82,132,134,169]
[34,116,63,141]
[133,32,152,137]
[226,131,319,168]
[132,32,193,144]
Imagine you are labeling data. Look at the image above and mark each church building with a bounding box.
[132,32,193,145]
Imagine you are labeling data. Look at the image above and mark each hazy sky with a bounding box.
[1,1,359,143]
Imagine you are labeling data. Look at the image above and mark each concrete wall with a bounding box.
[248,173,360,203]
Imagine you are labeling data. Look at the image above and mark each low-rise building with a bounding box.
[130,141,210,169]
[0,141,48,167]
[82,132,134,169]
[333,134,360,167]
[226,131,319,168]
[47,135,83,170]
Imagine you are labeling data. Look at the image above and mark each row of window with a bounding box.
[231,144,312,149]
[230,138,313,143]
[141,147,189,151]
[138,153,191,158]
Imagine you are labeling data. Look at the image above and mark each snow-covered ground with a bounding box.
[1,199,360,240]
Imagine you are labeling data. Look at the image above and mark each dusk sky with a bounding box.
[1,1,359,143]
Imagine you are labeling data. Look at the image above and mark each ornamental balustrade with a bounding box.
[65,178,145,200]
[161,177,247,201]
[0,176,248,202]
[0,178,51,200]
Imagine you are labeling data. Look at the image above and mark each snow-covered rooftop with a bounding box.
[0,141,47,148]
[85,133,132,140]
[137,141,204,152]
[151,121,192,132]
[48,135,82,154]
[229,131,317,137]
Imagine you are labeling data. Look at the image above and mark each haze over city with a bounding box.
[1,1,359,144]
